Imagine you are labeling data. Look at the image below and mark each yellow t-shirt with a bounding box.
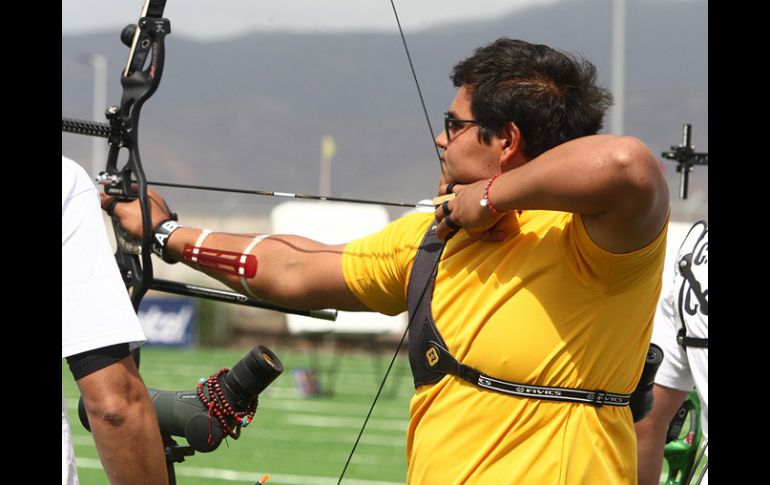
[342,210,667,484]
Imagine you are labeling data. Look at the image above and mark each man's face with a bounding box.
[435,85,503,185]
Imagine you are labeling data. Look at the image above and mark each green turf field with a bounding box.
[63,345,706,484]
[63,345,414,485]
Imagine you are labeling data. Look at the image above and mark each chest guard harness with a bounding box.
[406,224,662,421]
[675,221,708,349]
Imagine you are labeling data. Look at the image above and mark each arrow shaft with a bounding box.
[147,180,430,209]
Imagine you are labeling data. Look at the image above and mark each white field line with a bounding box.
[73,431,405,448]
[72,440,400,467]
[74,458,405,485]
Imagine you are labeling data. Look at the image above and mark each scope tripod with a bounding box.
[163,435,195,485]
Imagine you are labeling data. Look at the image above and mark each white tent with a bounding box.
[271,201,407,336]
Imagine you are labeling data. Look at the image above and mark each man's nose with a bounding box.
[435,130,448,149]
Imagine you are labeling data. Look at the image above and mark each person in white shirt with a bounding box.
[62,156,167,485]
[635,221,708,484]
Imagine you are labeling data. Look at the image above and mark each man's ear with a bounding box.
[499,122,526,170]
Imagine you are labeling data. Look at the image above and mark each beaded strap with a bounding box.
[196,369,257,443]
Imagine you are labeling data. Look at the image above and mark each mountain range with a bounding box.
[62,0,708,221]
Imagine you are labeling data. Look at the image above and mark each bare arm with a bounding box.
[165,229,369,311]
[102,191,369,311]
[436,135,670,252]
[634,384,690,485]
[77,356,168,485]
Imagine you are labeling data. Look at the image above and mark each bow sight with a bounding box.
[662,124,708,200]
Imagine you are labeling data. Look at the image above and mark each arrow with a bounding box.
[145,180,438,210]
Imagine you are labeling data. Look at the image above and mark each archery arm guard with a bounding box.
[182,244,257,278]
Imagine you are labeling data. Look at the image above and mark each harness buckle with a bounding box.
[676,328,687,346]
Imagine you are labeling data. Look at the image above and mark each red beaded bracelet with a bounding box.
[480,174,510,215]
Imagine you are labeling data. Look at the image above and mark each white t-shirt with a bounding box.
[651,221,708,439]
[61,156,148,485]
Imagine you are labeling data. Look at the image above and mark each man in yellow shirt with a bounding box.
[105,38,670,484]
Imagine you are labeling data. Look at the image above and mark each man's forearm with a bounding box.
[490,135,669,252]
[634,385,690,485]
[163,228,365,311]
[491,135,663,216]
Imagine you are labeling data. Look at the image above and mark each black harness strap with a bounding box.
[405,224,631,408]
[406,224,450,386]
[676,221,708,349]
[426,340,630,406]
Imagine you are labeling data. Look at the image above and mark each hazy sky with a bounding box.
[62,0,566,40]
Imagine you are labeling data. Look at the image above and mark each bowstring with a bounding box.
[336,2,444,482]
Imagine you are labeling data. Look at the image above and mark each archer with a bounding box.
[105,38,670,483]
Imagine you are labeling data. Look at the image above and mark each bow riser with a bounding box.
[101,1,170,310]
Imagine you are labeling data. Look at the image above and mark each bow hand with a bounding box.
[100,188,175,241]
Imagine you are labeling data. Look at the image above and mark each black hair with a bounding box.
[451,38,613,159]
